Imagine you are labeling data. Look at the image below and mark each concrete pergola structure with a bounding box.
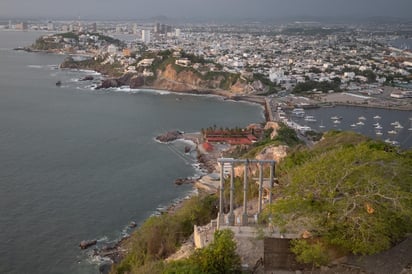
[217,158,276,228]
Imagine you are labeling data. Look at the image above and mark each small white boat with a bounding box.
[356,121,364,126]
[385,139,399,146]
[388,130,397,134]
[334,120,341,124]
[373,115,381,119]
[375,124,382,130]
[390,121,400,126]
[319,120,325,128]
[292,108,305,117]
[304,115,317,122]
[358,116,366,120]
[375,131,383,135]
[394,124,403,129]
[350,123,357,127]
[298,125,312,132]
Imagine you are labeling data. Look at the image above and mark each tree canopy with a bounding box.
[163,229,241,274]
[263,131,412,255]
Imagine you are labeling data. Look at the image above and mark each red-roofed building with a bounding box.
[202,142,214,152]
[204,128,260,145]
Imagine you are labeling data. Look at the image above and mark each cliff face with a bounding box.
[61,56,266,96]
[152,64,205,92]
[152,64,251,94]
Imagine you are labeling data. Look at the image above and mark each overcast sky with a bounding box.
[0,0,411,20]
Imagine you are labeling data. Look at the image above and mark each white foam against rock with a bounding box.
[78,69,101,75]
[97,236,109,242]
[27,64,44,68]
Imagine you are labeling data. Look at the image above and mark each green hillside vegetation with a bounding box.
[163,229,241,274]
[236,123,303,159]
[261,131,412,262]
[61,55,124,77]
[31,32,125,51]
[112,195,219,274]
[293,79,341,93]
[32,36,61,50]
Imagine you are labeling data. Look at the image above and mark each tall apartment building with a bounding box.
[142,29,151,44]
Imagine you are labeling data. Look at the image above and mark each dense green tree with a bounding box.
[263,132,412,255]
[190,229,241,274]
[163,229,241,274]
[293,80,341,93]
[290,239,329,268]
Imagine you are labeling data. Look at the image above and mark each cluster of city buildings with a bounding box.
[5,19,411,96]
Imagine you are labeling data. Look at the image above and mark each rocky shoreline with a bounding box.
[87,130,220,271]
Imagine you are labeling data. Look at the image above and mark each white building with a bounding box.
[142,30,151,44]
[175,28,181,38]
[47,21,54,31]
[107,44,118,55]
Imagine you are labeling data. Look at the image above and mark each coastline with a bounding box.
[91,130,220,269]
[125,83,268,107]
[24,45,410,113]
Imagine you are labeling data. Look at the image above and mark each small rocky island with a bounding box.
[155,130,184,143]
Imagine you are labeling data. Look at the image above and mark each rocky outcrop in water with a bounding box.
[79,239,97,249]
[95,73,144,89]
[80,75,94,81]
[155,130,183,143]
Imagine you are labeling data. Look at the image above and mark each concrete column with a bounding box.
[258,162,263,214]
[269,162,274,205]
[242,160,248,226]
[217,160,225,228]
[228,163,235,226]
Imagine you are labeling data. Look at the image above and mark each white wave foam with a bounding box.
[113,86,135,93]
[85,84,97,90]
[97,236,109,242]
[175,138,196,147]
[88,255,113,265]
[78,69,101,75]
[27,65,44,69]
[47,64,59,69]
[141,89,171,95]
[120,230,130,238]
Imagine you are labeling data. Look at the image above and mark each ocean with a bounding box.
[0,31,264,274]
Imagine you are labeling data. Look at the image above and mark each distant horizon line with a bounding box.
[1,14,411,24]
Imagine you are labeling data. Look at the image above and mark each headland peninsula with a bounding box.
[21,24,412,112]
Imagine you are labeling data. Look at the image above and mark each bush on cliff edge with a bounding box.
[112,194,218,274]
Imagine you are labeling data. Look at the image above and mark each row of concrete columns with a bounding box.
[217,158,276,227]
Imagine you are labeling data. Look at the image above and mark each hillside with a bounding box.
[263,131,412,260]
[59,48,276,96]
